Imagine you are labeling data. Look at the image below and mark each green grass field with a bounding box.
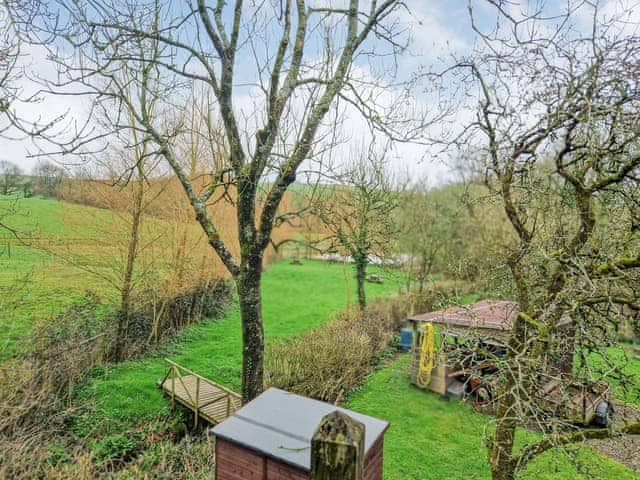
[347,355,640,480]
[74,259,403,436]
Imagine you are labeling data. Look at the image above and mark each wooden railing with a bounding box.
[158,358,242,427]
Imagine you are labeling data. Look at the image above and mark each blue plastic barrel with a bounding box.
[399,328,413,352]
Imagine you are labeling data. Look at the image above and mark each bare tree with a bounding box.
[314,144,400,309]
[31,160,66,197]
[0,2,20,136]
[449,3,640,479]
[11,0,422,402]
[0,160,22,195]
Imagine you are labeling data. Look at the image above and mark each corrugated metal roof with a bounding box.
[407,300,519,331]
[211,388,389,472]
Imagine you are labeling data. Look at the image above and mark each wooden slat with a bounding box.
[158,361,241,426]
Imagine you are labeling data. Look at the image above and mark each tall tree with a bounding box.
[453,3,640,479]
[14,0,420,402]
[397,181,462,293]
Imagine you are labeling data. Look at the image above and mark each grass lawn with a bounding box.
[75,259,403,435]
[347,355,640,480]
[598,346,640,406]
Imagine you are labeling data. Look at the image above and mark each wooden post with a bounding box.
[311,410,365,480]
[170,373,175,410]
[194,376,200,428]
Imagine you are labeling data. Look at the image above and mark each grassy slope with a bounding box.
[77,260,402,434]
[0,197,119,354]
[347,355,640,480]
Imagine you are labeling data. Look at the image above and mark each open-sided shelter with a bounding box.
[406,300,609,426]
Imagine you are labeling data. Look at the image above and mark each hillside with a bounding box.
[0,196,225,356]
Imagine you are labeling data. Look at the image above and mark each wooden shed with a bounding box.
[211,388,389,480]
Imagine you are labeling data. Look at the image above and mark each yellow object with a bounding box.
[416,323,435,389]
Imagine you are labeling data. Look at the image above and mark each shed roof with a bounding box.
[407,300,519,331]
[211,388,389,472]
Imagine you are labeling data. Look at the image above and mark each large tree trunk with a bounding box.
[489,389,517,480]
[237,252,265,403]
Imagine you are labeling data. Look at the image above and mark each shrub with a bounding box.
[0,293,108,477]
[92,433,141,465]
[114,436,216,480]
[266,293,429,403]
[125,279,233,354]
[0,293,111,436]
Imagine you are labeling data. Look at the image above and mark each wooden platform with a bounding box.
[158,359,242,427]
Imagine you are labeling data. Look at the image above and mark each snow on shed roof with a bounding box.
[211,388,389,472]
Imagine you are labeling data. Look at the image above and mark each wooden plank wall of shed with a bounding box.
[215,438,307,480]
[215,436,383,480]
[364,437,383,480]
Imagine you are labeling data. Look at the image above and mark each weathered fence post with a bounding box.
[311,410,365,480]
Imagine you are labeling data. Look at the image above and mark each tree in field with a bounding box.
[314,145,400,309]
[13,0,421,402]
[452,4,640,479]
[111,143,154,360]
[32,160,67,198]
[0,160,22,195]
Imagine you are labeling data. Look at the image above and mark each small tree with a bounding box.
[0,160,22,195]
[314,145,400,309]
[32,161,67,198]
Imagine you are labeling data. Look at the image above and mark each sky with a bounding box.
[1,0,638,186]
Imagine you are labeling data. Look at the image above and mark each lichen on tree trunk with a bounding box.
[236,253,265,403]
[355,255,367,310]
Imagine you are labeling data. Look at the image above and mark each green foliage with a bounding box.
[45,441,72,467]
[91,433,141,464]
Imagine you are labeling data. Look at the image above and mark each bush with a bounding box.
[0,293,112,436]
[266,294,428,403]
[114,436,216,480]
[92,433,141,465]
[125,279,233,354]
[0,280,231,477]
[0,294,110,478]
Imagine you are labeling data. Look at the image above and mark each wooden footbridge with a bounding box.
[157,359,242,427]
